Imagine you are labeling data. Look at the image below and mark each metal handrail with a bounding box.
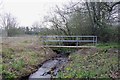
[41,35,97,47]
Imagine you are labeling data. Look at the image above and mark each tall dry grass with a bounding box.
[1,36,56,79]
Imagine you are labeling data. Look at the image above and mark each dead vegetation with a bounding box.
[1,36,56,79]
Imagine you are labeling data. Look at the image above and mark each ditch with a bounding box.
[28,49,72,79]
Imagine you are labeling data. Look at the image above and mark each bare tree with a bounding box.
[44,5,73,36]
[42,1,119,42]
[0,13,18,36]
[31,22,41,34]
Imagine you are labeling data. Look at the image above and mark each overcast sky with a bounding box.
[1,0,118,27]
[0,0,74,27]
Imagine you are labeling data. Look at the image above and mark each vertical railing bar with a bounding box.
[96,36,97,46]
[58,36,59,46]
[93,36,94,46]
[76,36,78,47]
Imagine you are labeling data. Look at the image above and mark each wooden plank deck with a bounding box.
[41,46,96,48]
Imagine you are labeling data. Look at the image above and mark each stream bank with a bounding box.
[29,51,70,79]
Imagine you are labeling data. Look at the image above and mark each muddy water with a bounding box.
[29,53,69,79]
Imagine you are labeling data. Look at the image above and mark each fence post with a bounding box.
[76,36,78,47]
[93,36,94,46]
[96,36,97,45]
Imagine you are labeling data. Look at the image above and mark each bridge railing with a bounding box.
[40,36,97,47]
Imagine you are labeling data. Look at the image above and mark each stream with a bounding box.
[29,52,69,79]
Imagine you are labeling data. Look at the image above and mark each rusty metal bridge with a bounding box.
[40,36,97,48]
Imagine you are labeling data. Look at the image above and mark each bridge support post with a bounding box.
[93,36,94,46]
[76,36,78,47]
[95,36,97,45]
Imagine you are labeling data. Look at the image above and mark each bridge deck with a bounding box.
[41,46,96,48]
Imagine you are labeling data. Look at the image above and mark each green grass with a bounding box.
[96,43,119,49]
[1,37,56,80]
[58,43,119,78]
[12,59,25,71]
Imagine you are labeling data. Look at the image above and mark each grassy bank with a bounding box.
[58,43,119,78]
[1,36,56,80]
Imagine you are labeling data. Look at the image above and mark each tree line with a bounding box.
[43,1,120,43]
[0,13,44,36]
[0,1,119,43]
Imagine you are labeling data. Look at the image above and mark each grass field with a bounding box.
[1,36,56,80]
[58,43,119,78]
[1,36,119,79]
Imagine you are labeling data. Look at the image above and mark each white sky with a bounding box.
[0,0,74,27]
[1,0,117,27]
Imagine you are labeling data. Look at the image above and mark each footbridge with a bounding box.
[40,36,97,48]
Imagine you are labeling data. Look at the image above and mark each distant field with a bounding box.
[1,36,56,80]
